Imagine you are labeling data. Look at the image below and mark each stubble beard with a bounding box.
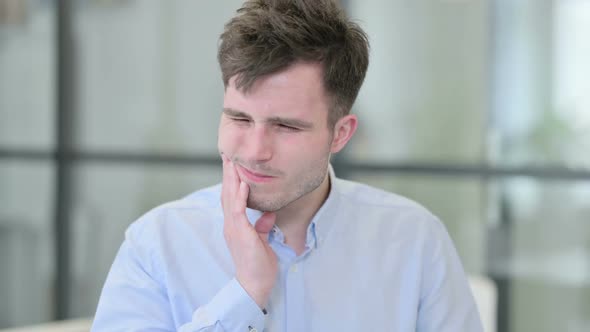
[246,158,330,212]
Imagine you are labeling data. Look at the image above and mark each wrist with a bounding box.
[246,286,271,309]
[237,278,272,309]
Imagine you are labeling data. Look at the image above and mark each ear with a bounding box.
[330,114,358,154]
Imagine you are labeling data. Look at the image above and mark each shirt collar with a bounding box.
[306,164,341,249]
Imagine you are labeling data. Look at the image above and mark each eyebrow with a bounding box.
[223,108,314,129]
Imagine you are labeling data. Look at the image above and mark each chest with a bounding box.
[164,218,424,331]
[260,248,421,332]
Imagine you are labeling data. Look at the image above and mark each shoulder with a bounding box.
[335,177,434,218]
[106,184,225,285]
[333,177,449,238]
[334,177,460,262]
[125,184,223,242]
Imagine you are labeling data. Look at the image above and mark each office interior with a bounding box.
[1,0,589,331]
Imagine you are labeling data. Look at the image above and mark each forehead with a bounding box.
[223,62,330,121]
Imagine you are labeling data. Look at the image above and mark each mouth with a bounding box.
[236,164,277,183]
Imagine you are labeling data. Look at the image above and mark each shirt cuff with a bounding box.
[193,278,266,331]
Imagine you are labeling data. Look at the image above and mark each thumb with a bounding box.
[255,212,276,237]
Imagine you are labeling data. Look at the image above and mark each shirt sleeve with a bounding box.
[91,220,266,332]
[416,218,484,332]
[179,278,266,332]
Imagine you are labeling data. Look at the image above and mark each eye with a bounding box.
[278,124,300,132]
[231,117,250,123]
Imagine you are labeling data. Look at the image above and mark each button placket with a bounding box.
[285,259,305,332]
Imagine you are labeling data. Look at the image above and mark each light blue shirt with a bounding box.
[92,169,483,332]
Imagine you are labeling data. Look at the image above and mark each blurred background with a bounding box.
[1,0,589,331]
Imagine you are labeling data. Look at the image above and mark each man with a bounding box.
[92,0,483,331]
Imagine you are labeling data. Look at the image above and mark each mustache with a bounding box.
[232,158,282,177]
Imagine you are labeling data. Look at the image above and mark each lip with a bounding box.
[237,164,276,183]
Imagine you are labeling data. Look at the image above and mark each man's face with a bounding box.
[218,62,334,212]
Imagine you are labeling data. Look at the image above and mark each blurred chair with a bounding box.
[469,274,498,332]
[0,318,92,332]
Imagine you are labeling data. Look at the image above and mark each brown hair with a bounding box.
[218,0,369,128]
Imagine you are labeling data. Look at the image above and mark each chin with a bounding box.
[247,195,285,212]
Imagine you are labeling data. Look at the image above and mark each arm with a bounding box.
[91,231,178,331]
[416,219,484,332]
[91,223,267,332]
[92,156,276,331]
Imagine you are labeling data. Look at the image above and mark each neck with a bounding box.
[274,171,331,254]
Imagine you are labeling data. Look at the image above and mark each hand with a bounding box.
[221,154,278,309]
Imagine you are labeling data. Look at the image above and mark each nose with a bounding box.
[242,125,273,162]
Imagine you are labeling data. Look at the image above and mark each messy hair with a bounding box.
[218,0,369,127]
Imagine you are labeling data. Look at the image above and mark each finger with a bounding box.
[227,159,240,198]
[234,181,249,219]
[221,154,230,210]
[221,155,240,237]
[221,159,233,239]
[255,212,276,243]
[221,157,238,213]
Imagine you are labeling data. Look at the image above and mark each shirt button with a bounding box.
[290,264,298,273]
[248,326,258,332]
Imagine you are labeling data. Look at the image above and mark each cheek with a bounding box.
[284,135,327,161]
[217,125,242,154]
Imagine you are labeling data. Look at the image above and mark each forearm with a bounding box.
[93,234,266,331]
[178,278,266,332]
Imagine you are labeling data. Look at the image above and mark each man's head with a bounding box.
[217,0,369,128]
[217,0,369,212]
